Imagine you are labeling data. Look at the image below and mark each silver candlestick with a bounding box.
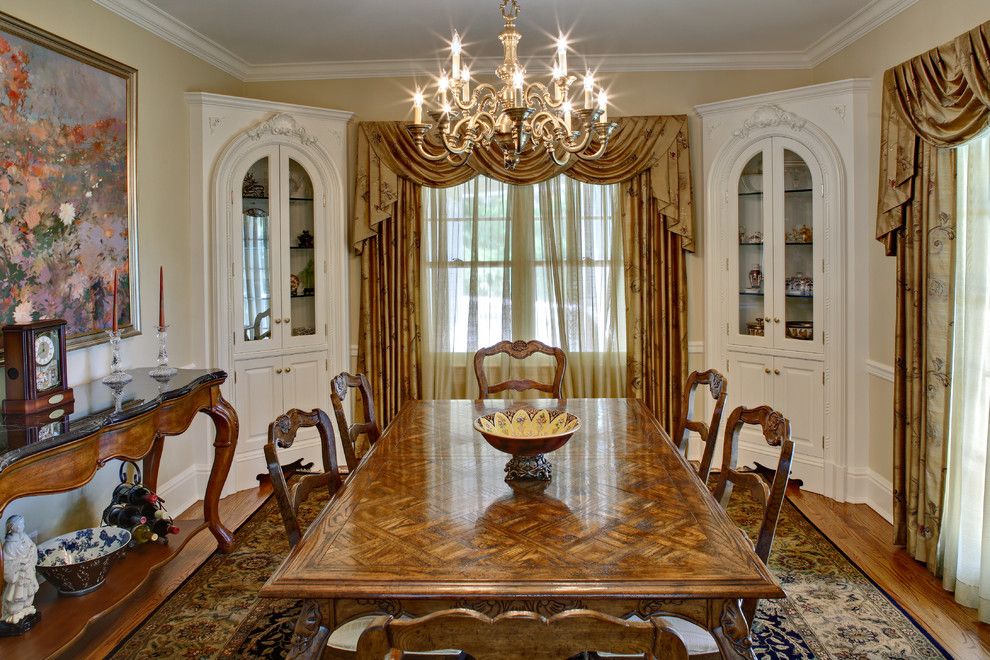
[101,329,132,387]
[149,324,177,382]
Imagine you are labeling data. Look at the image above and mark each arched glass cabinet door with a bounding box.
[240,156,275,344]
[733,143,772,348]
[282,157,321,345]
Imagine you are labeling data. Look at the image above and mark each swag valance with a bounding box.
[354,115,695,251]
[877,20,990,254]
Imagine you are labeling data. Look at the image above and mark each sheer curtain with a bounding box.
[421,175,626,399]
[940,131,990,621]
[242,210,272,339]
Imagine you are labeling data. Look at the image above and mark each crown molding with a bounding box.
[185,92,354,122]
[694,78,871,116]
[805,0,920,66]
[94,0,249,79]
[96,0,917,82]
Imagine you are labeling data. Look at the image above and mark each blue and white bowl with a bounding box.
[36,526,131,596]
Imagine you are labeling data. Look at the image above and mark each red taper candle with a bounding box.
[158,266,165,327]
[111,268,118,332]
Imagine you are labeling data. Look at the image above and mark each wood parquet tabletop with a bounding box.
[261,398,782,602]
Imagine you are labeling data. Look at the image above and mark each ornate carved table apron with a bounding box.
[261,398,783,659]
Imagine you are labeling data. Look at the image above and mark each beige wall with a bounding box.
[242,70,815,350]
[811,0,990,482]
[2,0,242,541]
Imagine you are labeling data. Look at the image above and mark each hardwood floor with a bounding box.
[789,487,990,659]
[58,485,272,659]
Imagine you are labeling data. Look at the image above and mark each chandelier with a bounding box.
[406,0,618,170]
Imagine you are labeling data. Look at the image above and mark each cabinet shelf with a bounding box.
[740,291,764,296]
[291,293,315,299]
[738,188,812,197]
[290,246,314,251]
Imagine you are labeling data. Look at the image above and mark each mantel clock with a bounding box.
[3,320,74,415]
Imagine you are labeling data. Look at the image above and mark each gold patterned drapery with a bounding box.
[354,116,693,427]
[876,20,989,567]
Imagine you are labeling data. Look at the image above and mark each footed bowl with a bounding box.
[36,526,131,596]
[474,407,581,481]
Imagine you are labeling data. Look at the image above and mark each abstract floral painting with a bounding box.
[0,12,136,346]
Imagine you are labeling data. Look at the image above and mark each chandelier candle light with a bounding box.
[407,0,618,170]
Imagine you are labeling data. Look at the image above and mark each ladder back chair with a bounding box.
[711,404,795,625]
[473,339,567,400]
[330,372,381,472]
[264,408,343,549]
[356,608,689,660]
[672,369,728,484]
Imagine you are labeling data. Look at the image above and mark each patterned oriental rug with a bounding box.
[112,490,948,659]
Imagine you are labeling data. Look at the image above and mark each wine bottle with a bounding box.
[130,524,159,545]
[151,519,180,537]
[116,484,160,506]
[104,504,148,528]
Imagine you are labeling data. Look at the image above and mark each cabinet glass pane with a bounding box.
[738,153,765,337]
[782,149,814,341]
[287,159,317,338]
[242,157,272,342]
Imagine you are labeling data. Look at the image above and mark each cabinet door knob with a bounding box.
[774,369,781,375]
[275,368,283,374]
[283,317,291,324]
[774,317,781,323]
[764,368,771,374]
[284,366,292,373]
[274,318,282,324]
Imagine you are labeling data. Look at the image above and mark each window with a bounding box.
[421,175,626,398]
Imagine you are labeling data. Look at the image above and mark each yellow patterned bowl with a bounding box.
[474,407,581,480]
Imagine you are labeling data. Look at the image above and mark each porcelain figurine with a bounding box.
[0,515,40,635]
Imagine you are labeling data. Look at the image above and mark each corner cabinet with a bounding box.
[696,80,870,499]
[188,94,353,493]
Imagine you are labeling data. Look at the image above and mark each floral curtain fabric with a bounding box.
[876,20,990,566]
[354,116,693,427]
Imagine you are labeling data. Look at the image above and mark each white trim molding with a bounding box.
[866,360,895,383]
[845,468,894,523]
[97,0,917,81]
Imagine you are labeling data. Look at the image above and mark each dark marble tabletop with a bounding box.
[0,368,226,473]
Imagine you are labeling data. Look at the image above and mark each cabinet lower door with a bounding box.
[726,352,774,458]
[282,352,329,447]
[772,356,824,460]
[233,355,284,456]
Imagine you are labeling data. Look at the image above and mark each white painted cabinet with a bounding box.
[697,80,870,498]
[188,94,352,494]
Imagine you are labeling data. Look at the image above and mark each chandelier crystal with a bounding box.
[407,0,618,170]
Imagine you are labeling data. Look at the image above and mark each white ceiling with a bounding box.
[95,0,919,80]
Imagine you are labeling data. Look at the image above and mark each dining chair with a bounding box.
[672,369,727,484]
[356,608,689,659]
[600,404,793,659]
[473,339,567,400]
[330,371,381,472]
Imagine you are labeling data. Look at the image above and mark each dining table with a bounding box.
[260,398,784,659]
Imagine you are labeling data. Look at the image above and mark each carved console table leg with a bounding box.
[286,599,330,660]
[142,433,165,492]
[711,598,755,660]
[203,392,238,552]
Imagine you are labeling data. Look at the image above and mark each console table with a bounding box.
[0,368,238,658]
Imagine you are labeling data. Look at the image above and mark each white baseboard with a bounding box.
[157,464,202,518]
[845,468,894,523]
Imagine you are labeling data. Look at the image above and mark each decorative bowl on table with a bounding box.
[36,526,131,596]
[474,407,581,481]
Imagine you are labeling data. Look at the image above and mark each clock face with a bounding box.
[35,331,61,392]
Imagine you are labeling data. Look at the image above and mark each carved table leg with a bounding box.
[287,599,331,660]
[711,598,755,660]
[203,392,238,552]
[142,432,165,492]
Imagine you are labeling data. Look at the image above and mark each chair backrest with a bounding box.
[330,371,381,472]
[355,608,688,660]
[264,408,343,548]
[673,369,728,484]
[710,404,794,624]
[473,340,567,400]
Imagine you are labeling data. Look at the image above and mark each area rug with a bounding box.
[111,490,948,659]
